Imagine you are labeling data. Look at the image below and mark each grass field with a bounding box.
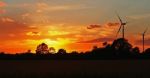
[0,60,149,78]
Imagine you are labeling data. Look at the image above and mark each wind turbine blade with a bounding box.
[144,28,148,34]
[116,25,122,37]
[116,13,123,23]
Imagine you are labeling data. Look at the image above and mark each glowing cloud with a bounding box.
[0,1,6,7]
[0,0,149,53]
[48,31,70,36]
[26,32,41,36]
[0,1,7,14]
[87,22,119,37]
[1,17,15,23]
[0,9,6,14]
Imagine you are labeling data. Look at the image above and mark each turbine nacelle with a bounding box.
[116,13,127,39]
[121,22,127,25]
[142,28,148,36]
[143,28,148,35]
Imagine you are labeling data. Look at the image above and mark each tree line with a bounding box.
[0,38,150,60]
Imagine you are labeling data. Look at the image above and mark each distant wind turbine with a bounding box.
[116,13,127,39]
[142,28,148,52]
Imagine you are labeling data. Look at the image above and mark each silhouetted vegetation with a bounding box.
[0,38,150,60]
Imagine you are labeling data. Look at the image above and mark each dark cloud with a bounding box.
[87,24,102,29]
[32,32,40,34]
[78,38,114,43]
[107,22,119,27]
[87,22,119,29]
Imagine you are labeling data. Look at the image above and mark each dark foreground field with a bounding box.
[0,60,150,78]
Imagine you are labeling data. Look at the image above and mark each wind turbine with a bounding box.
[142,28,148,52]
[116,13,127,39]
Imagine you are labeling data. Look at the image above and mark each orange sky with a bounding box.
[0,0,150,54]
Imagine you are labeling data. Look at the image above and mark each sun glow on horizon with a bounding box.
[24,38,76,53]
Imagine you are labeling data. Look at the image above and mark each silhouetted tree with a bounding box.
[91,46,99,53]
[0,52,5,55]
[93,45,98,50]
[36,43,49,54]
[111,38,132,50]
[57,49,67,54]
[70,51,78,55]
[103,42,108,47]
[132,47,140,55]
[144,48,150,55]
[111,38,132,56]
[27,50,31,53]
[145,48,150,52]
[1,37,150,60]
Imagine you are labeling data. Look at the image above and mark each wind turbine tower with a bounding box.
[142,28,148,52]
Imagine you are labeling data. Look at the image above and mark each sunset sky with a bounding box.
[0,0,150,54]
